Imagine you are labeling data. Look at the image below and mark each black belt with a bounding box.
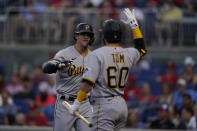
[60,96,76,101]
[60,95,88,101]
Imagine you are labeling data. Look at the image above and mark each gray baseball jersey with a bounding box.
[83,45,140,97]
[51,45,92,131]
[50,45,89,96]
[82,45,140,130]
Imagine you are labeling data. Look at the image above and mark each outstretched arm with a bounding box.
[121,8,147,58]
[42,60,73,74]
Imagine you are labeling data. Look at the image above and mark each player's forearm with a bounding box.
[132,27,147,58]
[77,82,92,102]
[42,61,58,74]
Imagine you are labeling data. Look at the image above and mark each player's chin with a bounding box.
[81,40,89,47]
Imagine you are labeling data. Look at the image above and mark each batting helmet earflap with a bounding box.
[103,19,121,43]
[74,23,94,45]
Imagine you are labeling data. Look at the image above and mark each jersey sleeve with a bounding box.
[49,50,66,64]
[127,48,140,65]
[82,53,100,85]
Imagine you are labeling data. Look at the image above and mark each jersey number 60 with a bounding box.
[106,66,129,89]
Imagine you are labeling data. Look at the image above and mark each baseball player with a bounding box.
[42,23,94,131]
[68,8,147,131]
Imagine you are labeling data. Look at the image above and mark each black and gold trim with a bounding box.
[105,44,120,47]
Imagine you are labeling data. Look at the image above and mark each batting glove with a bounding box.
[121,8,138,29]
[69,99,81,114]
[57,60,73,69]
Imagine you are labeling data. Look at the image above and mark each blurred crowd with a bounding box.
[0,64,56,126]
[1,0,197,11]
[1,0,197,45]
[0,53,197,130]
[124,56,197,130]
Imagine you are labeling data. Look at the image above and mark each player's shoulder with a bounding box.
[124,47,140,60]
[124,47,139,54]
[124,47,138,52]
[89,47,104,57]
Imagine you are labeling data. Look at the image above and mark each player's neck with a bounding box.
[105,43,120,47]
[74,44,88,56]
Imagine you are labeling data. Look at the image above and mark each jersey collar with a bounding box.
[74,45,89,56]
[105,44,120,47]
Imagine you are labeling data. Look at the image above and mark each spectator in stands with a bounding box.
[51,0,63,8]
[99,0,118,24]
[126,109,144,129]
[138,82,157,105]
[147,0,164,7]
[114,0,127,9]
[61,0,74,8]
[173,78,196,110]
[6,73,24,96]
[157,61,178,85]
[0,90,13,106]
[0,74,6,92]
[47,74,56,96]
[35,82,56,108]
[159,82,173,104]
[33,0,48,13]
[0,90,17,116]
[181,107,197,130]
[0,60,5,76]
[133,0,148,8]
[124,75,142,108]
[31,65,47,91]
[150,104,174,129]
[155,1,182,46]
[26,102,48,126]
[14,76,35,100]
[182,56,197,86]
[182,0,197,13]
[182,94,194,110]
[18,65,28,80]
[15,113,26,126]
[193,104,197,122]
[18,0,41,43]
[168,104,182,128]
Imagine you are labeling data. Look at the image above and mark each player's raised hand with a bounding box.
[121,8,138,29]
[69,99,81,114]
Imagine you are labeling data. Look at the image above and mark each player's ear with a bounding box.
[102,34,106,45]
[75,34,79,40]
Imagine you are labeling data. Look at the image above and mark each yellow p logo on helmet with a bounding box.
[85,25,90,30]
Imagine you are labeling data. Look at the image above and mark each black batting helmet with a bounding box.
[103,19,121,43]
[74,23,94,45]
